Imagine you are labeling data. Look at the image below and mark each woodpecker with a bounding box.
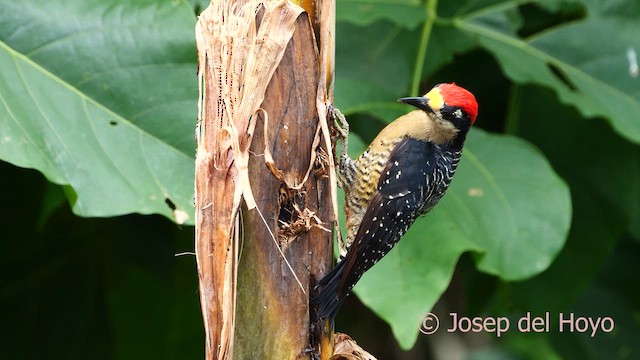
[313,83,478,321]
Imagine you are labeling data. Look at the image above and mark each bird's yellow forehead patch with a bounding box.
[424,87,444,111]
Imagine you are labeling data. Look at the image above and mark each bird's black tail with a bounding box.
[311,259,347,321]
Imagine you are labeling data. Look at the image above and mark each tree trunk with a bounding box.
[194,0,336,359]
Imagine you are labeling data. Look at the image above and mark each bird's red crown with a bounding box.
[438,83,478,123]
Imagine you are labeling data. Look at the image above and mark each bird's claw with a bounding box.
[328,105,349,141]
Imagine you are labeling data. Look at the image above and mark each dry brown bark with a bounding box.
[194,0,337,358]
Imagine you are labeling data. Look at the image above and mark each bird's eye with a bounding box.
[440,106,457,120]
[453,109,463,118]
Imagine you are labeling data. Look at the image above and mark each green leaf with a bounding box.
[334,2,511,120]
[456,2,640,143]
[501,85,639,314]
[500,332,564,360]
[579,0,640,18]
[421,24,477,80]
[450,130,571,279]
[334,21,420,120]
[0,0,197,222]
[352,128,571,349]
[337,0,426,29]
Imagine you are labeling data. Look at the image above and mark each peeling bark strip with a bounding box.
[195,0,336,359]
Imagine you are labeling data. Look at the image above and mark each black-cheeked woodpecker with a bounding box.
[313,83,479,321]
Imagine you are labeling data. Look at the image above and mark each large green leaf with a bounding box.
[334,0,513,119]
[337,0,426,29]
[343,128,571,349]
[500,85,639,314]
[335,21,418,119]
[338,0,640,144]
[456,1,640,143]
[0,0,196,222]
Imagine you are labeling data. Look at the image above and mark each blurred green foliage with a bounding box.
[0,0,639,359]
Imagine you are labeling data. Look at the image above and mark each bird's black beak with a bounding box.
[397,97,435,114]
